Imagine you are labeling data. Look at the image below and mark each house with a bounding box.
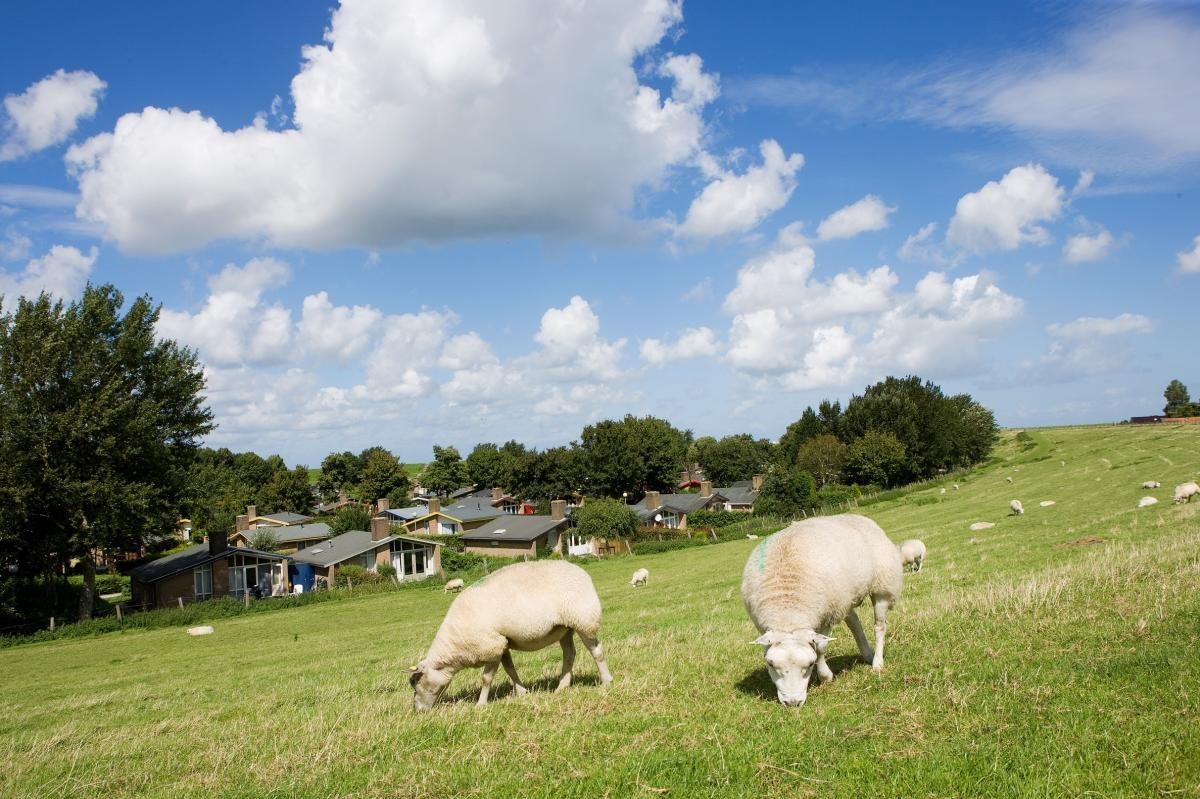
[398,497,504,536]
[715,474,763,512]
[461,501,570,558]
[235,505,314,527]
[315,490,363,514]
[631,482,728,530]
[229,515,333,554]
[289,517,442,589]
[129,531,291,608]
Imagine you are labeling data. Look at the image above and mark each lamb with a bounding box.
[1138,496,1159,508]
[1173,482,1200,504]
[1142,481,1162,489]
[898,539,926,573]
[1010,499,1024,515]
[741,514,903,708]
[409,560,613,711]
[630,568,649,587]
[953,484,960,491]
[443,578,465,593]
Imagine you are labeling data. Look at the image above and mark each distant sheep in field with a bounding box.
[1142,481,1161,489]
[741,514,902,708]
[1173,482,1200,504]
[1138,496,1159,508]
[630,568,649,587]
[1010,500,1024,515]
[443,578,465,593]
[1006,476,1014,484]
[940,488,946,495]
[409,561,613,711]
[953,484,959,491]
[746,534,759,540]
[898,539,926,573]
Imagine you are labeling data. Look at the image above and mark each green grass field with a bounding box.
[3,425,1199,798]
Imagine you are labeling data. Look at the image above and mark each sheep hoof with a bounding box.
[514,685,528,696]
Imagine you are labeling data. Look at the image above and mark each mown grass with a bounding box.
[2,425,1199,798]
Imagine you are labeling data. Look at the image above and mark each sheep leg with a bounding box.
[815,651,834,683]
[477,660,500,706]
[844,608,875,664]
[556,632,576,691]
[915,557,922,573]
[579,633,613,685]
[871,598,890,672]
[500,650,528,696]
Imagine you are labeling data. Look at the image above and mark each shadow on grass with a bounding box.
[440,672,603,705]
[735,654,865,702]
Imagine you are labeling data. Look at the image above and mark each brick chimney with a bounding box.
[550,499,566,520]
[371,516,391,542]
[491,487,503,503]
[208,529,227,556]
[700,481,712,498]
[376,497,390,514]
[428,497,441,514]
[246,504,257,520]
[645,491,661,511]
[235,514,250,533]
[752,474,764,492]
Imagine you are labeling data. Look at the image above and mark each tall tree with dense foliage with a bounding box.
[465,443,506,490]
[356,447,409,503]
[843,430,908,488]
[316,451,360,501]
[330,506,372,534]
[572,498,638,540]
[698,434,771,486]
[1162,379,1200,417]
[754,467,817,519]
[0,285,214,619]
[421,445,470,496]
[580,415,688,497]
[777,401,842,466]
[257,465,314,515]
[795,434,848,488]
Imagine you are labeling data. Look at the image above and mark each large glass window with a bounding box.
[193,564,212,600]
[229,552,279,598]
[390,539,430,580]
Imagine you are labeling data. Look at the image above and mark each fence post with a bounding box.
[347,575,353,593]
[49,616,55,631]
[483,558,489,575]
[243,591,249,608]
[178,597,184,609]
[116,604,122,622]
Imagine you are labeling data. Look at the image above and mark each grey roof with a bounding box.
[631,492,726,519]
[255,511,313,525]
[381,506,427,521]
[236,522,333,544]
[290,530,441,568]
[448,485,477,500]
[716,481,759,506]
[439,502,505,522]
[460,515,568,542]
[130,544,288,584]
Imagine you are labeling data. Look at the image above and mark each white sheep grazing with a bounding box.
[1010,499,1024,515]
[409,560,613,711]
[1138,496,1159,508]
[630,568,649,587]
[898,539,926,573]
[1006,476,1014,484]
[746,534,759,540]
[1142,481,1161,489]
[1173,482,1200,504]
[953,484,960,491]
[443,578,465,593]
[741,514,903,708]
[940,488,946,495]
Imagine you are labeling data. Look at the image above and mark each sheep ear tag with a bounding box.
[752,632,779,646]
[809,634,834,653]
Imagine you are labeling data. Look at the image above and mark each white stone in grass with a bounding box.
[969,522,995,531]
[187,626,214,636]
[1138,496,1159,508]
[1039,501,1056,507]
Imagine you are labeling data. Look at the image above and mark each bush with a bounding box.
[377,563,396,580]
[687,509,742,529]
[248,528,281,552]
[573,498,639,540]
[815,484,861,509]
[754,467,817,519]
[330,507,373,534]
[332,565,387,588]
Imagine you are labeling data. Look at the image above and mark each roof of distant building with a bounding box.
[630,491,726,519]
[460,515,569,542]
[252,511,314,526]
[130,544,288,583]
[289,530,441,567]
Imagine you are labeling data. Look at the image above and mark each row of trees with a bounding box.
[314,447,411,506]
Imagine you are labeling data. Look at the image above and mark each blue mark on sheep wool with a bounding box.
[751,535,774,574]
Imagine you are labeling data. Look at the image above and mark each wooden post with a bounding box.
[243,591,249,608]
[347,575,352,593]
[624,539,633,556]
[178,597,184,609]
[483,558,489,575]
[115,604,122,622]
[49,616,55,631]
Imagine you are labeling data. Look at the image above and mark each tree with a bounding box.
[795,434,848,487]
[0,285,213,619]
[258,465,314,515]
[317,451,360,501]
[465,443,506,490]
[356,448,409,503]
[422,445,470,496]
[572,498,638,540]
[843,430,907,488]
[1162,380,1200,417]
[248,528,280,553]
[330,506,372,534]
[698,434,770,486]
[580,415,688,497]
[754,467,817,519]
[777,401,841,465]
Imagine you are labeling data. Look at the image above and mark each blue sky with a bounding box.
[1,0,1198,466]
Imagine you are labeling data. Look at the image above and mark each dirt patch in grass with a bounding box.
[1068,535,1106,546]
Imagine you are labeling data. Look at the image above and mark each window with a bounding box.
[359,553,375,570]
[441,521,459,535]
[229,552,279,598]
[502,503,518,515]
[390,539,429,579]
[193,564,213,600]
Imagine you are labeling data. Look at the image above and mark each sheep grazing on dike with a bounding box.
[409,560,613,711]
[1174,482,1200,504]
[741,514,903,708]
[1010,499,1025,515]
[1142,481,1162,489]
[630,568,649,587]
[443,578,465,593]
[898,539,926,573]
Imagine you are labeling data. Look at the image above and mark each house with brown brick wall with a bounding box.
[631,482,728,530]
[461,501,570,558]
[289,517,442,588]
[395,496,504,536]
[229,505,333,554]
[129,531,291,609]
[715,474,762,512]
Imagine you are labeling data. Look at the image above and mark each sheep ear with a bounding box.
[809,633,834,653]
[752,631,780,646]
[408,664,421,673]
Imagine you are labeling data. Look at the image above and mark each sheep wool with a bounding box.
[898,539,926,573]
[1138,496,1159,508]
[443,578,465,593]
[1010,499,1024,515]
[1142,481,1161,489]
[741,514,903,707]
[410,560,613,711]
[630,568,649,587]
[1173,482,1200,504]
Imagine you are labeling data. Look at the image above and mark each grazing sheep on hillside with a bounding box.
[940,488,946,495]
[630,568,649,587]
[1142,481,1161,489]
[1138,496,1159,508]
[1173,482,1200,504]
[741,514,903,708]
[443,578,465,593]
[409,561,613,711]
[953,484,960,491]
[1010,500,1024,515]
[898,539,926,573]
[1006,476,1014,484]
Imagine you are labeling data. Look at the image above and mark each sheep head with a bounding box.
[409,660,454,712]
[752,629,833,708]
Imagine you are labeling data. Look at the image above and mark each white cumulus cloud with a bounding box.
[65,0,721,254]
[676,139,804,240]
[816,194,895,242]
[640,327,719,365]
[0,244,97,302]
[947,164,1065,254]
[1,69,106,161]
[298,291,383,359]
[1062,228,1114,264]
[1177,235,1200,275]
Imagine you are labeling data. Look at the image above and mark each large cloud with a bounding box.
[816,194,895,242]
[947,164,1064,254]
[1,70,106,161]
[0,244,97,301]
[65,0,721,253]
[676,139,803,241]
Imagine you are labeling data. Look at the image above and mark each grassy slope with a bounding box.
[2,426,1199,799]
